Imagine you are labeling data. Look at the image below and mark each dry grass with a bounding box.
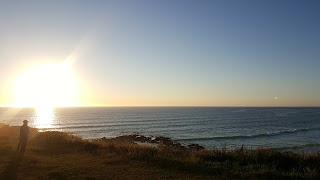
[1,125,320,179]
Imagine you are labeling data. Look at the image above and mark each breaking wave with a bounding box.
[179,127,320,141]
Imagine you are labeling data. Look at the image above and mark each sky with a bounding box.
[0,0,319,107]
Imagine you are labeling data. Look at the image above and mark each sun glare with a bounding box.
[13,62,77,108]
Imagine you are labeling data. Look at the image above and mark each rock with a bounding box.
[99,134,204,151]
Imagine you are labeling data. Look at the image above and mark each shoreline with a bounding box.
[1,124,320,179]
[98,134,205,151]
[2,123,319,154]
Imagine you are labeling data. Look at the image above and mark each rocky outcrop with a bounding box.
[100,134,204,151]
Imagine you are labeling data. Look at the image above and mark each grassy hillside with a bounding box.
[1,125,320,179]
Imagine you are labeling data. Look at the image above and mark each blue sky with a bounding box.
[0,0,319,106]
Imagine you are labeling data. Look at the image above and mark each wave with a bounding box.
[231,109,247,113]
[275,143,320,151]
[178,127,320,141]
[40,124,132,130]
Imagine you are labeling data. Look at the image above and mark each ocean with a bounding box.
[1,107,320,152]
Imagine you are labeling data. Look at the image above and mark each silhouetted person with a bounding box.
[17,120,29,154]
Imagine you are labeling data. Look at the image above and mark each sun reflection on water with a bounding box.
[34,107,56,129]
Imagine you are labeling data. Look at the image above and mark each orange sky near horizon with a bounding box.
[1,63,319,108]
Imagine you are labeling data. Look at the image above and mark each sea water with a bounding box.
[1,107,320,152]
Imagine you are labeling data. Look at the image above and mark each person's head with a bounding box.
[23,120,28,125]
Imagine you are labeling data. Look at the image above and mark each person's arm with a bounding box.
[20,126,23,137]
[26,126,29,138]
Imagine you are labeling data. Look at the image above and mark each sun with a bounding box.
[12,62,77,108]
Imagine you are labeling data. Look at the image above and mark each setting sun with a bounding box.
[1,1,320,179]
[12,62,77,108]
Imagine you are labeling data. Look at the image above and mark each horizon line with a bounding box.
[1,105,320,108]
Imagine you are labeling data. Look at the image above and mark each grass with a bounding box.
[1,125,320,179]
